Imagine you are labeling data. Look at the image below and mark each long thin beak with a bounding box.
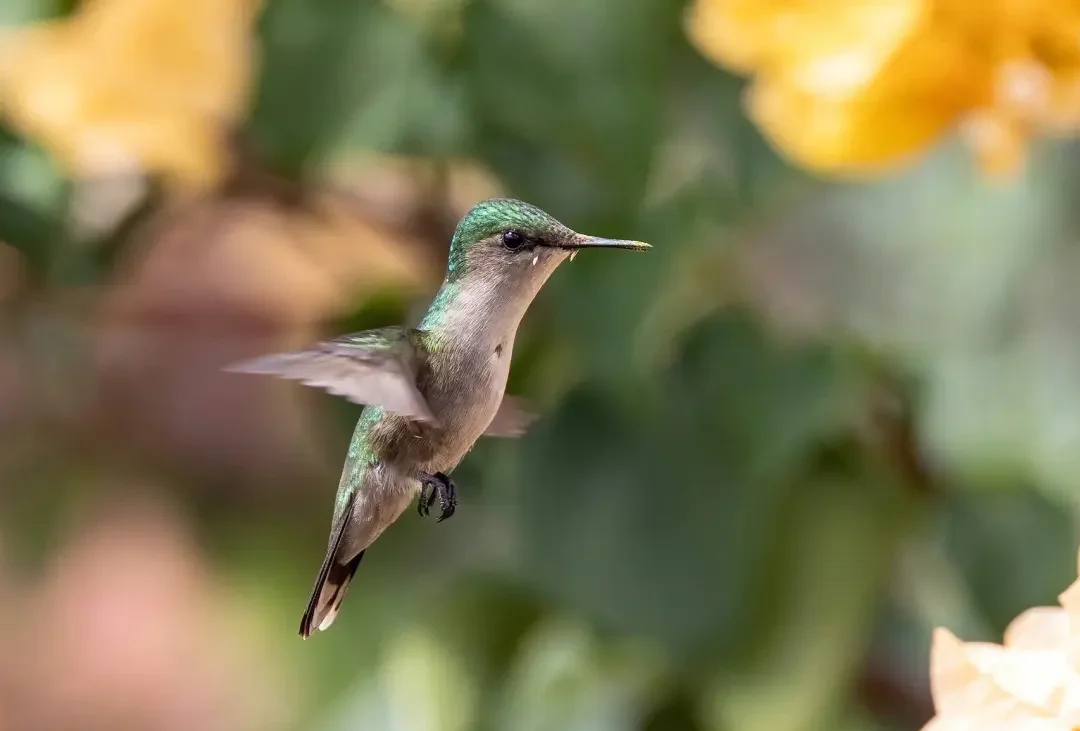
[561,234,652,251]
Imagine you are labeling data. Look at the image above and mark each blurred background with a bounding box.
[1,0,1079,729]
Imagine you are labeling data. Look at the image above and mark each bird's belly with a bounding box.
[422,387,504,471]
[416,355,509,473]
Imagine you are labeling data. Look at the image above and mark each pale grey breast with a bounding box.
[415,330,513,474]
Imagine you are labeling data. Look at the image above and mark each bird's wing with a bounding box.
[483,395,538,437]
[226,327,436,424]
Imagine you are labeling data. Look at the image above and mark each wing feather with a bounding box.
[226,328,436,423]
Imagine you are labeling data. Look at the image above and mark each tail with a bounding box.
[299,493,365,638]
[298,550,364,638]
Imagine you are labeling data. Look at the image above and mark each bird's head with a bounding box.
[444,198,650,297]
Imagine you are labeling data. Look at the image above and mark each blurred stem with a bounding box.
[848,345,940,498]
[861,371,938,496]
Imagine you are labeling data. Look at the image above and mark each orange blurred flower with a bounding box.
[0,0,261,189]
[686,0,1080,179]
[922,548,1080,730]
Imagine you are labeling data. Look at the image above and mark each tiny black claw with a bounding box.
[417,477,437,517]
[417,485,428,516]
[418,472,457,523]
[435,472,457,523]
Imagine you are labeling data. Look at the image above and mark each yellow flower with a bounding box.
[0,0,261,189]
[686,0,1080,179]
[922,548,1080,730]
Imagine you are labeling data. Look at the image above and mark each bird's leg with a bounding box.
[417,472,457,522]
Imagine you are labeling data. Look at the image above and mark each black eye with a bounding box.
[502,229,526,250]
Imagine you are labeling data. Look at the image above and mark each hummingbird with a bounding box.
[227,198,650,637]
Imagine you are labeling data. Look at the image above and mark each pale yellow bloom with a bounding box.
[0,0,261,189]
[922,548,1080,730]
[686,0,1080,179]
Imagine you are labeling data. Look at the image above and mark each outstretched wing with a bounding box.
[226,327,436,424]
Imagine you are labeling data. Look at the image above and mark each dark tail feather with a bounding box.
[299,493,364,639]
[298,550,364,638]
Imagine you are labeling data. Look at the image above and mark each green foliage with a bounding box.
[0,126,70,279]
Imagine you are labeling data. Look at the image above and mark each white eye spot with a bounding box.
[532,255,539,266]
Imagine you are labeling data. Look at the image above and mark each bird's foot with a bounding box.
[417,472,457,522]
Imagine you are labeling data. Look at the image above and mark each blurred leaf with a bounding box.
[0,194,57,276]
[333,14,468,156]
[0,0,72,24]
[509,312,861,656]
[252,0,468,173]
[249,0,371,174]
[701,472,911,731]
[941,489,1079,635]
[734,146,1080,502]
[492,617,667,731]
[0,128,69,276]
[323,623,480,731]
[460,0,675,220]
[838,707,894,731]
